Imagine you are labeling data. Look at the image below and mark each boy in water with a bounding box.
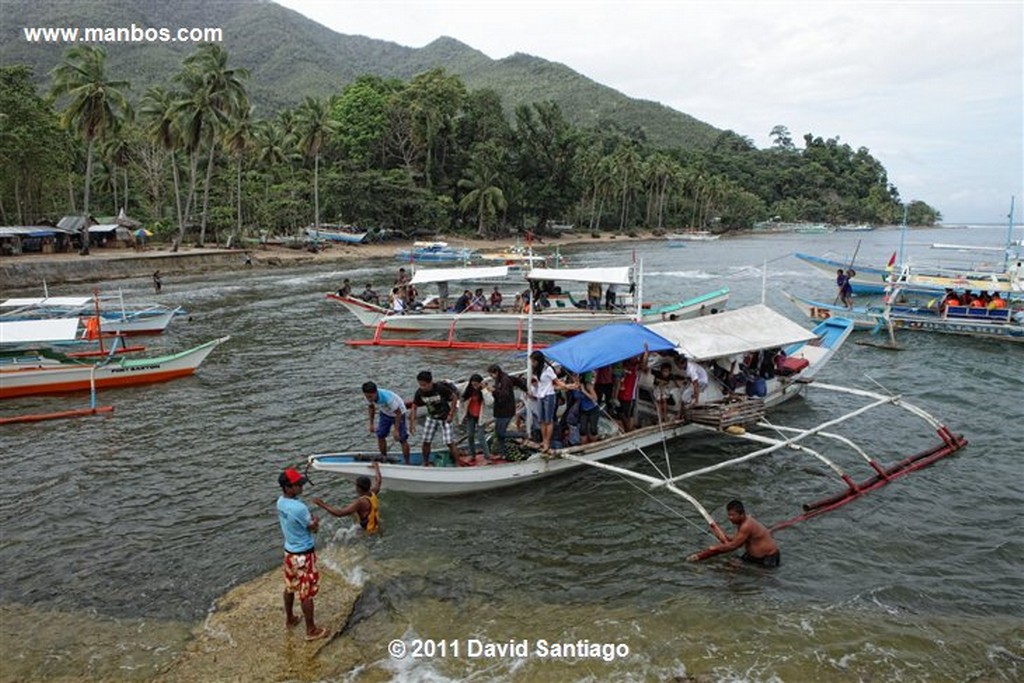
[313,462,382,535]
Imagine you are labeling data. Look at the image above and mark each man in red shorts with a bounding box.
[277,467,328,641]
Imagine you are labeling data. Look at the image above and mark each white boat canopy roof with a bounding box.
[1,297,92,308]
[410,265,510,285]
[526,266,631,285]
[648,304,815,361]
[0,318,80,344]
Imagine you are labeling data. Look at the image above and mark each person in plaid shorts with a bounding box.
[409,370,459,467]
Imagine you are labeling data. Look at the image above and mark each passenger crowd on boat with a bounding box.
[353,343,795,467]
[939,289,1008,313]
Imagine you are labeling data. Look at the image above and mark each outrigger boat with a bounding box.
[0,336,229,399]
[310,306,967,553]
[1,294,182,336]
[394,241,478,263]
[665,230,720,241]
[331,264,730,345]
[310,305,855,493]
[786,291,1024,342]
[304,225,368,244]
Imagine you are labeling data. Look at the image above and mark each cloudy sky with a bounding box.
[277,0,1022,223]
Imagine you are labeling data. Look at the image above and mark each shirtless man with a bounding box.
[686,500,780,567]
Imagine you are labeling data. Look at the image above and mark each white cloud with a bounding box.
[277,0,1023,222]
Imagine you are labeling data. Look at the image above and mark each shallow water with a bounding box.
[1,227,1022,681]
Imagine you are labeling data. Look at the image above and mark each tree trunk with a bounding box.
[313,152,320,229]
[123,167,129,215]
[171,155,183,238]
[177,150,199,251]
[81,138,94,255]
[199,146,216,245]
[111,169,118,217]
[236,156,242,235]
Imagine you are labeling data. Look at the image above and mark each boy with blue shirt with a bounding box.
[363,381,411,464]
[277,467,327,641]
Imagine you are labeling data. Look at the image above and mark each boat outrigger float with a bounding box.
[559,381,966,545]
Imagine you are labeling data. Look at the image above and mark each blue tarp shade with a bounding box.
[541,322,677,374]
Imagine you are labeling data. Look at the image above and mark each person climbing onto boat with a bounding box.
[395,267,410,286]
[362,381,411,464]
[313,461,382,535]
[461,374,493,461]
[651,362,683,422]
[276,467,328,641]
[410,370,459,466]
[686,499,780,567]
[486,364,528,458]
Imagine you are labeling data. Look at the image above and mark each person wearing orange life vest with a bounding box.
[988,292,1007,309]
[313,462,382,535]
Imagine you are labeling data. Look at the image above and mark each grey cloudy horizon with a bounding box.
[278,0,1023,224]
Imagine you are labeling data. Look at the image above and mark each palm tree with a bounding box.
[458,144,507,237]
[173,44,249,246]
[50,45,129,254]
[295,97,338,231]
[139,86,184,231]
[223,107,253,236]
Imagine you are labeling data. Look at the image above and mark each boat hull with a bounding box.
[310,315,852,493]
[0,336,228,399]
[330,289,731,333]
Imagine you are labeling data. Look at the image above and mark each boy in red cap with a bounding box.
[277,467,328,641]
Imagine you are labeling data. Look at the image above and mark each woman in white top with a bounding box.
[529,351,559,452]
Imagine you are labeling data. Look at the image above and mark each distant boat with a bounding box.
[836,224,875,232]
[304,225,368,244]
[665,230,719,241]
[794,224,832,234]
[394,241,478,263]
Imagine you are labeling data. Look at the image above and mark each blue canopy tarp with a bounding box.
[541,322,676,374]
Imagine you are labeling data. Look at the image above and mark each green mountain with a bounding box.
[0,0,721,149]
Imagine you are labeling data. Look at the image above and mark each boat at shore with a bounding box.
[0,336,229,399]
[309,305,855,494]
[665,230,719,241]
[304,225,368,244]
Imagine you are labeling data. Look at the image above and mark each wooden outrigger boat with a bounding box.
[310,306,967,554]
[304,226,368,244]
[310,305,854,493]
[0,336,229,399]
[1,295,181,336]
[394,241,478,263]
[665,230,720,241]
[331,264,731,342]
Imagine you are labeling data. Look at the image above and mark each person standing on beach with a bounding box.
[277,467,328,641]
[152,271,163,294]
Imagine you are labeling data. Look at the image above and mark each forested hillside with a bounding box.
[0,3,940,244]
[1,0,720,150]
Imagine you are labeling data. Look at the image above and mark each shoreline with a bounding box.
[0,232,663,289]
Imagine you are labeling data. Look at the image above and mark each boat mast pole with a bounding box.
[1004,195,1016,272]
[525,232,534,440]
[898,204,908,268]
[634,258,643,322]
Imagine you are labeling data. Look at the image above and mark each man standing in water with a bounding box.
[314,461,383,535]
[686,500,780,567]
[277,467,328,641]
